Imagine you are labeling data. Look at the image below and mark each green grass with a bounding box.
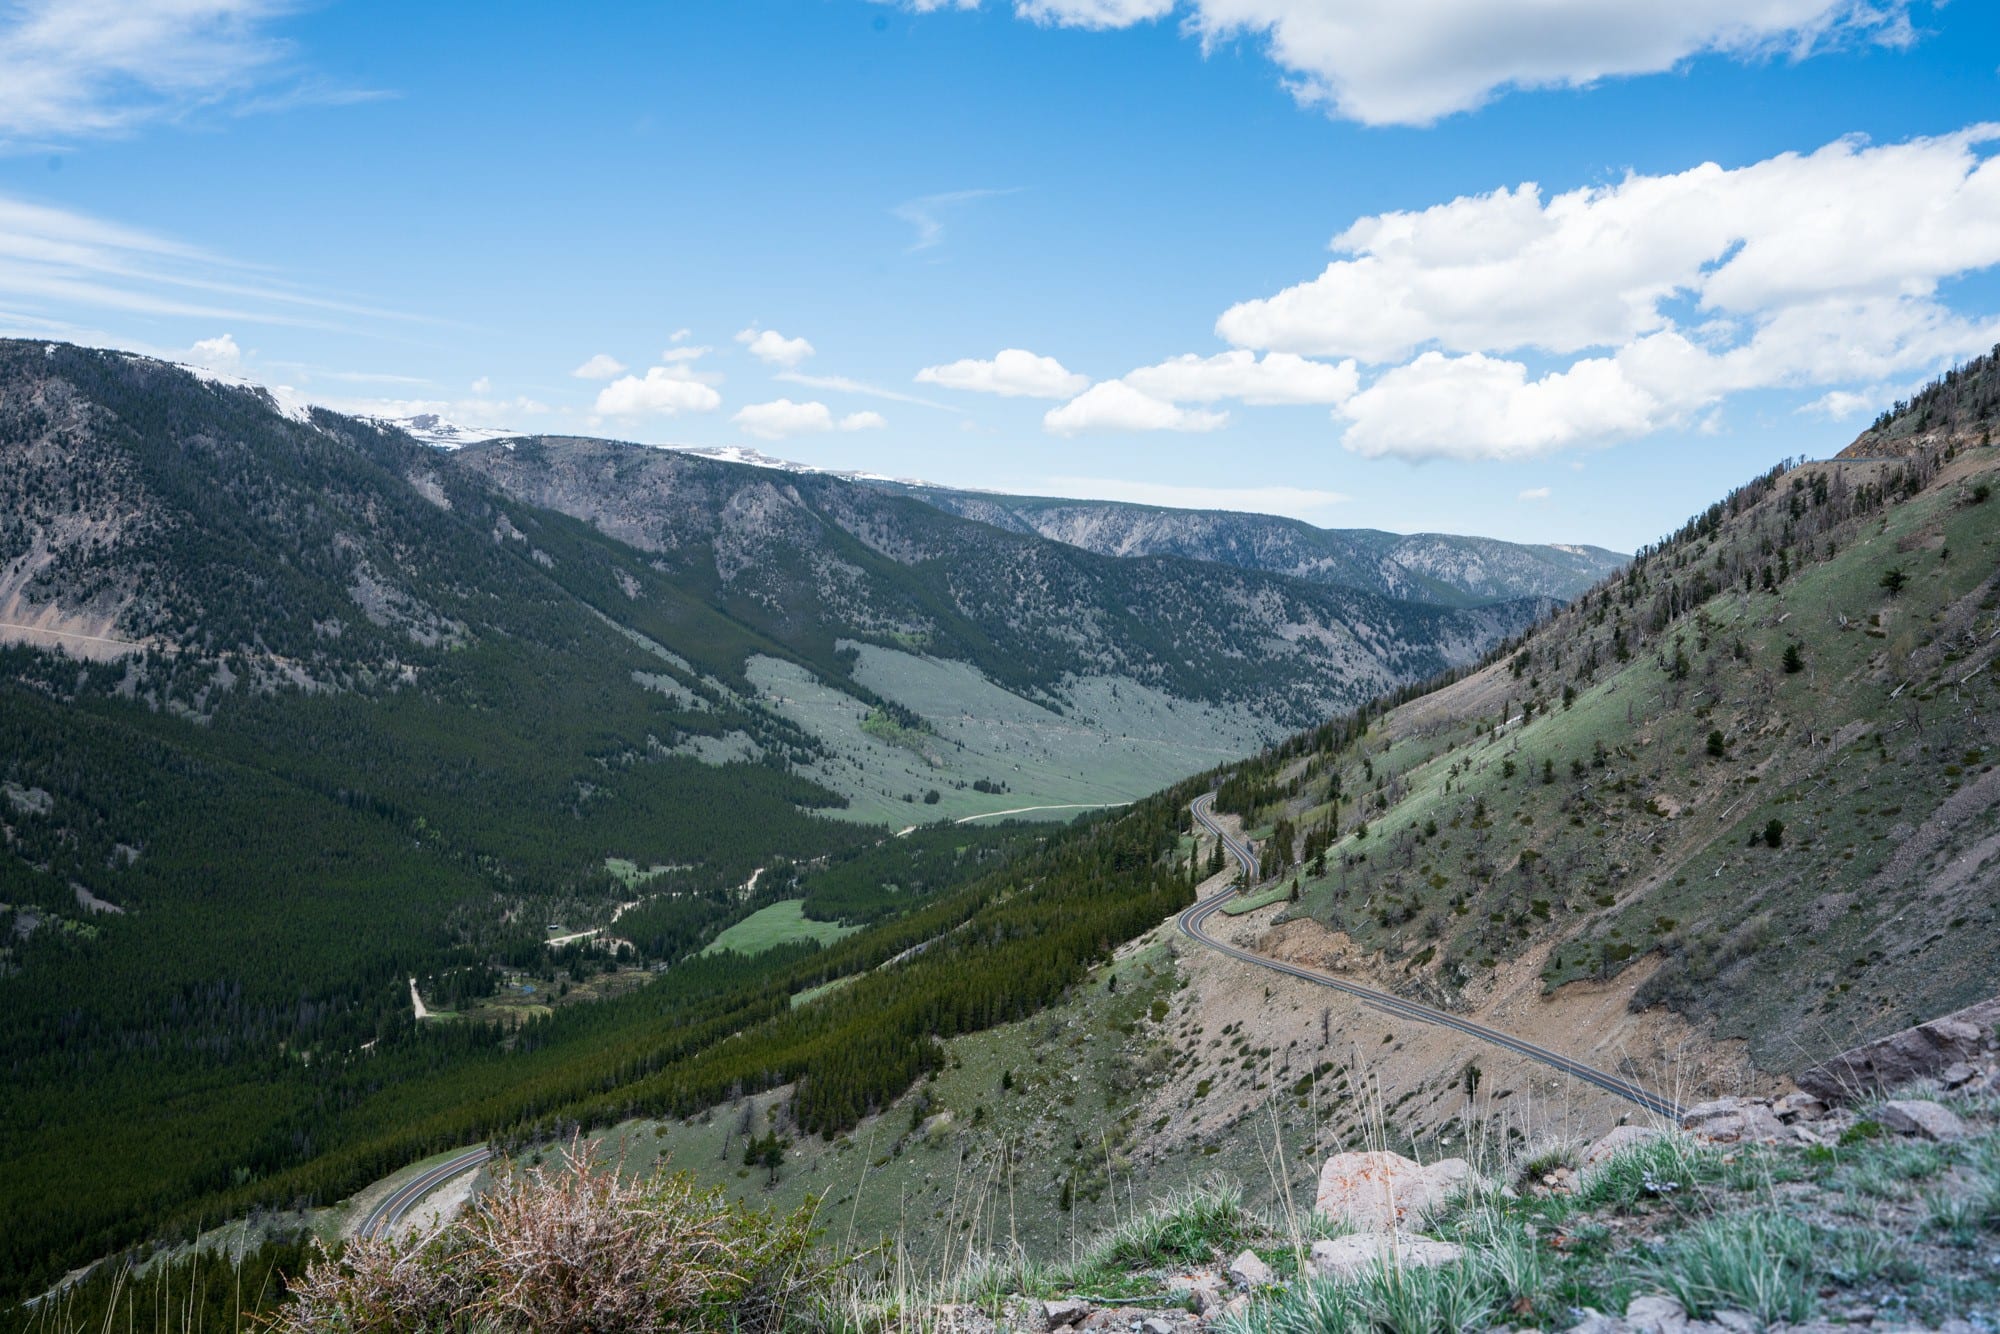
[701,901,862,957]
[1221,883,1295,916]
[748,645,1273,825]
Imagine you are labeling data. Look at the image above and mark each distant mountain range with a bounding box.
[878,484,1626,608]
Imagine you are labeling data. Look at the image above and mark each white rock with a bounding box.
[1624,1294,1688,1334]
[1226,1250,1273,1290]
[1313,1151,1477,1231]
[1307,1232,1463,1282]
[1580,1126,1663,1177]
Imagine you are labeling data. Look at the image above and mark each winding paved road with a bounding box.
[360,1145,491,1239]
[1182,794,1681,1121]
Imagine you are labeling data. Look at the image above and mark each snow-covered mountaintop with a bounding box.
[668,444,932,487]
[366,413,521,450]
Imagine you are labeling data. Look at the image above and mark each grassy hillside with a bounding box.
[1211,437,1999,1071]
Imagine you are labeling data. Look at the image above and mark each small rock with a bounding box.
[1709,1310,1759,1334]
[1624,1294,1688,1334]
[1308,1232,1463,1282]
[1044,1299,1092,1329]
[1141,1319,1175,1334]
[1681,1098,1784,1144]
[1773,1091,1827,1123]
[1565,1311,1626,1334]
[1227,1250,1273,1290]
[1875,1098,1969,1141]
[1940,1061,1978,1089]
[1581,1125,1664,1177]
[1218,1296,1250,1322]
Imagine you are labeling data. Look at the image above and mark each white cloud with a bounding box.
[899,1,1911,127]
[0,192,432,331]
[1123,349,1358,405]
[916,347,1090,399]
[1199,125,2000,460]
[1221,127,2000,365]
[669,327,693,343]
[730,398,881,438]
[733,397,836,439]
[1518,486,1552,502]
[0,0,380,143]
[661,345,710,363]
[187,333,240,369]
[778,370,957,409]
[595,366,723,416]
[1800,388,1879,419]
[572,353,627,380]
[1016,0,1174,30]
[1043,381,1229,435]
[470,375,491,395]
[1336,351,1663,461]
[735,327,815,368]
[1038,475,1349,517]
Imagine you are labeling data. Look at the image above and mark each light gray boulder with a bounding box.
[1876,1098,1969,1141]
[1313,1150,1477,1231]
[1307,1233,1463,1282]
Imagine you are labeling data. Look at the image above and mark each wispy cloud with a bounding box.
[0,0,383,147]
[0,192,439,334]
[891,187,1019,251]
[777,370,959,411]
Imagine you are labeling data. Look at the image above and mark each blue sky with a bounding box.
[2,1,1998,550]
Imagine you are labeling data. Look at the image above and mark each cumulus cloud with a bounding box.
[572,353,627,380]
[595,365,723,416]
[1221,127,2000,364]
[187,333,241,369]
[1336,351,1660,461]
[1518,486,1552,502]
[916,348,1090,398]
[840,409,888,431]
[735,327,815,368]
[888,0,1911,126]
[1201,125,2000,459]
[1043,381,1228,435]
[1123,349,1358,405]
[732,398,834,439]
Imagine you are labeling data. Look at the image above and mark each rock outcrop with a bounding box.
[1796,996,2000,1102]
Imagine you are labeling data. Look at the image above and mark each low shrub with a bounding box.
[272,1142,838,1334]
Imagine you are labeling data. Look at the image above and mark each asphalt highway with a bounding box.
[359,1144,492,1239]
[1182,794,1680,1121]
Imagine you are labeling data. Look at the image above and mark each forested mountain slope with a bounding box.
[883,484,1626,607]
[450,435,1547,724]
